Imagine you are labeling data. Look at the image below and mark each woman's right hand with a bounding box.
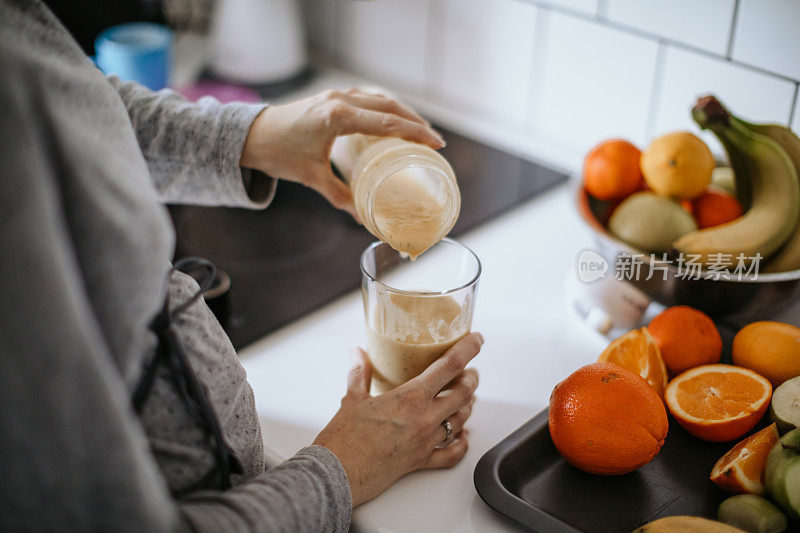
[313,332,483,507]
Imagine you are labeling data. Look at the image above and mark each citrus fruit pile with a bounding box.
[548,306,800,528]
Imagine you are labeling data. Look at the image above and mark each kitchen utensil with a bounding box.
[474,408,752,531]
[208,0,306,84]
[95,22,172,90]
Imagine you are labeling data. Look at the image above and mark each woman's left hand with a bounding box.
[240,88,445,220]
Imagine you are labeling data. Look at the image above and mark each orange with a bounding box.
[733,321,800,387]
[549,362,669,475]
[648,306,722,377]
[710,423,779,495]
[641,131,714,199]
[583,139,643,201]
[693,188,744,229]
[665,364,772,442]
[597,328,668,398]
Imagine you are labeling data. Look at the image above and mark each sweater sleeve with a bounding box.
[108,76,277,208]
[180,446,352,532]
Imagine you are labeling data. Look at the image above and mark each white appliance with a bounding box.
[209,0,307,84]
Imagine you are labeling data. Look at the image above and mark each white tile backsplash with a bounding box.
[531,12,658,151]
[607,0,735,55]
[732,0,800,81]
[433,0,538,130]
[336,0,431,91]
[653,47,796,154]
[301,0,800,169]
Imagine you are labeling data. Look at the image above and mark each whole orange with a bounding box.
[692,188,744,229]
[583,139,643,201]
[733,321,800,387]
[549,362,669,475]
[648,306,722,376]
[641,131,714,199]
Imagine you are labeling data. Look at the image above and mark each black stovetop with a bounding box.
[168,127,567,349]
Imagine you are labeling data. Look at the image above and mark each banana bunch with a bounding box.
[674,96,800,272]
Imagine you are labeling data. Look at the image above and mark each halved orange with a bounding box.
[665,364,772,442]
[598,328,668,398]
[710,423,779,494]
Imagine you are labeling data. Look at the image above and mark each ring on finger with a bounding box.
[436,419,455,449]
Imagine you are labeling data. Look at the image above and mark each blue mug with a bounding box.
[95,23,172,90]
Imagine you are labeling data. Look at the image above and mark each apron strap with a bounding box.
[134,257,242,492]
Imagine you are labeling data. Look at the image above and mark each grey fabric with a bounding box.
[0,1,351,531]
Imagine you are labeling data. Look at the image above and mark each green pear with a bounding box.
[765,428,800,522]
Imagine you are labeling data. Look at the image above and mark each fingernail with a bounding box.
[475,332,484,345]
[349,347,362,364]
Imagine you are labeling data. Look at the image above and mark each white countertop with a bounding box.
[240,184,610,532]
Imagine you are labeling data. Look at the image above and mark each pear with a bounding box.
[765,428,800,522]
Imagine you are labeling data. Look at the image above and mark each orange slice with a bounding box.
[710,423,779,494]
[598,328,668,398]
[665,364,772,442]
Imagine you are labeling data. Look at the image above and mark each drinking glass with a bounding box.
[360,238,481,394]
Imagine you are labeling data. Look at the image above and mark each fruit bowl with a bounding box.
[574,179,800,328]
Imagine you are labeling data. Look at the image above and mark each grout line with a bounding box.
[789,84,800,128]
[725,0,741,60]
[596,0,609,21]
[516,0,799,84]
[524,5,551,136]
[644,42,668,141]
[422,0,442,100]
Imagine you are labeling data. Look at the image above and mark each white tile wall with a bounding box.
[531,12,658,151]
[433,0,538,129]
[732,0,800,81]
[301,0,800,170]
[336,0,431,92]
[653,47,796,154]
[606,0,735,55]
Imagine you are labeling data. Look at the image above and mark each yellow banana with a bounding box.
[674,96,799,265]
[734,120,800,272]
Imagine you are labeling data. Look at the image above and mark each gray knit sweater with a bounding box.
[0,1,351,531]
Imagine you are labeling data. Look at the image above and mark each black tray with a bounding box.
[474,409,739,532]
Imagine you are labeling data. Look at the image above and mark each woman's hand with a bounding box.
[313,332,482,507]
[240,88,445,220]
